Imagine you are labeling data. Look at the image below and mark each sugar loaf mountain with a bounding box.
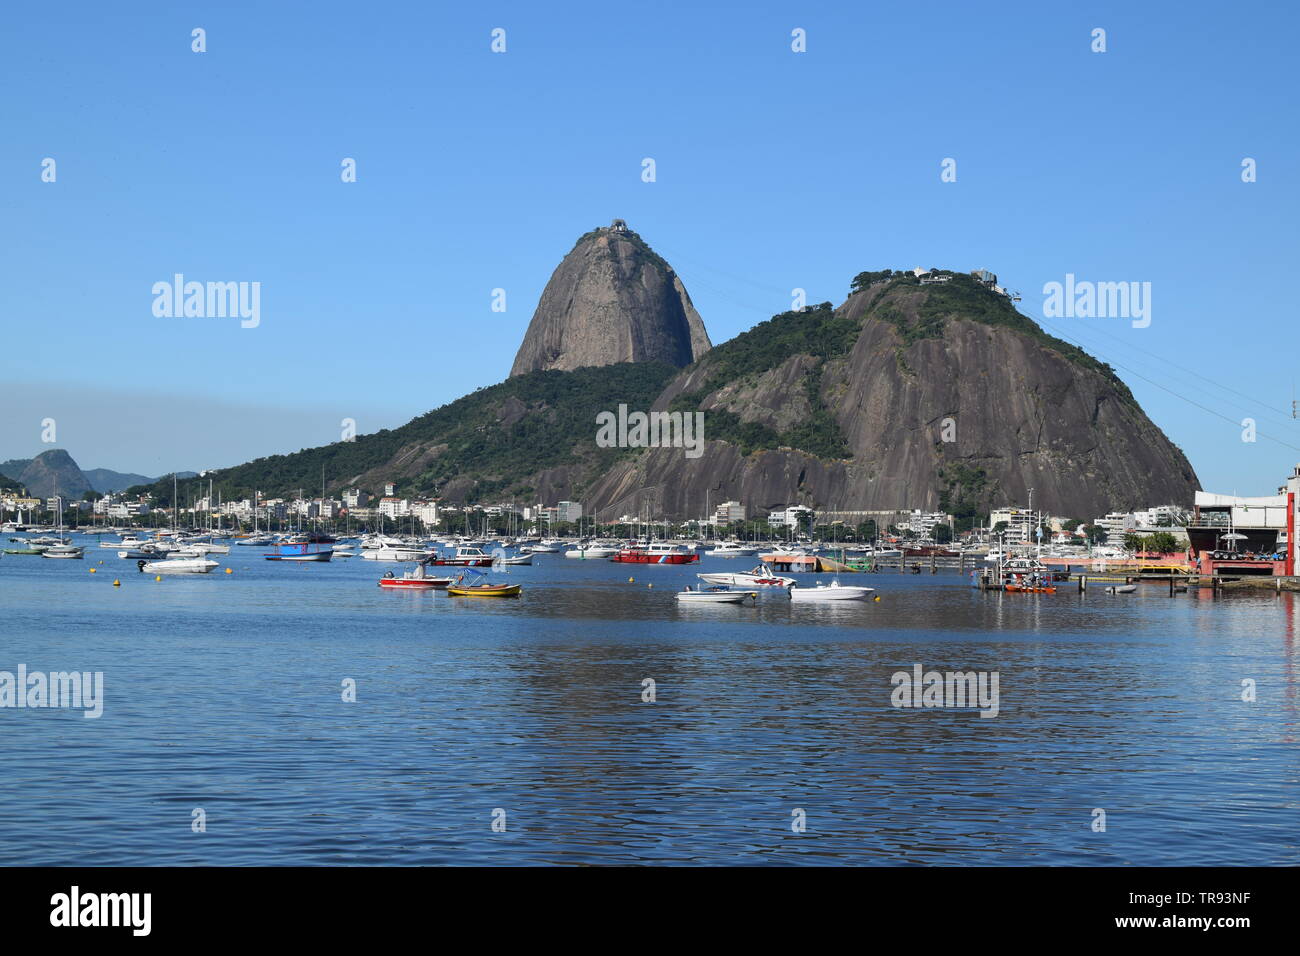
[128,221,1199,519]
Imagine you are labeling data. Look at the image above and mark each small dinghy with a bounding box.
[1105,584,1138,594]
[676,586,757,604]
[445,568,521,597]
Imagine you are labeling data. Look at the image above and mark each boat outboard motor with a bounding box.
[137,559,147,573]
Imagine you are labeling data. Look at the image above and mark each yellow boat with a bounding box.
[446,582,521,597]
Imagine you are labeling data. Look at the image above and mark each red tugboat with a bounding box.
[612,543,700,564]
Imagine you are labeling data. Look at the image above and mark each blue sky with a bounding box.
[2,0,1297,495]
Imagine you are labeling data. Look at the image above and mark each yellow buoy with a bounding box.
[112,580,121,587]
[225,567,233,574]
[628,577,634,583]
[873,595,881,602]
[89,568,96,573]
[155,575,162,582]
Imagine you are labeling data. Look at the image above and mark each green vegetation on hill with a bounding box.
[128,362,678,505]
[937,462,993,532]
[850,270,1135,400]
[574,226,674,278]
[667,302,857,458]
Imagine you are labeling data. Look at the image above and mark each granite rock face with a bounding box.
[583,275,1200,520]
[509,221,711,376]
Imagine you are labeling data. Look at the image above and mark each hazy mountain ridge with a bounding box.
[0,452,175,497]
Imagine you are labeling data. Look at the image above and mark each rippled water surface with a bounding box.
[1,537,1297,865]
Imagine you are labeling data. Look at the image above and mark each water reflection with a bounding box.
[0,544,1296,864]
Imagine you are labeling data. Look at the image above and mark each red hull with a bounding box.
[379,578,449,589]
[612,550,700,564]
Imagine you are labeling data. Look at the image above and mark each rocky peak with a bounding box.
[509,221,711,376]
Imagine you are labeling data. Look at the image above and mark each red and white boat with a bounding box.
[378,563,452,590]
[697,565,795,588]
[612,543,700,564]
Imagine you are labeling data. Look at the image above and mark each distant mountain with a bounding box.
[82,468,155,493]
[0,450,92,499]
[0,459,31,482]
[0,453,170,496]
[510,220,711,376]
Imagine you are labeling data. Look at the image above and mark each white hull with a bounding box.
[141,558,220,574]
[42,547,84,559]
[697,571,795,588]
[790,583,874,601]
[676,589,757,604]
[361,548,431,562]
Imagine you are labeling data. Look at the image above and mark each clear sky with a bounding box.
[2,0,1297,495]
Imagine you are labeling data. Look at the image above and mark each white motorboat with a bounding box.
[360,545,432,562]
[118,546,162,559]
[788,579,875,601]
[704,543,759,558]
[499,553,533,565]
[139,556,219,574]
[185,540,230,554]
[235,535,274,546]
[102,532,149,549]
[675,587,758,604]
[697,565,796,588]
[42,544,84,559]
[564,545,618,559]
[439,546,494,566]
[861,546,903,559]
